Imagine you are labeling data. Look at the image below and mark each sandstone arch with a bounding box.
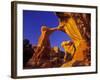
[27,13,90,68]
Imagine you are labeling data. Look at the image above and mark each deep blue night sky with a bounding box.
[23,10,71,51]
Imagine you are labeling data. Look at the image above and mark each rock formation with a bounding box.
[23,39,34,68]
[25,12,91,68]
[26,26,58,68]
[56,12,91,67]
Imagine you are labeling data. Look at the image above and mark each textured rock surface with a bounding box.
[56,12,91,67]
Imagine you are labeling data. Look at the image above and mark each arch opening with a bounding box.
[49,30,71,51]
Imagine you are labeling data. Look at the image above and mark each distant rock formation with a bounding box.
[23,39,34,68]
